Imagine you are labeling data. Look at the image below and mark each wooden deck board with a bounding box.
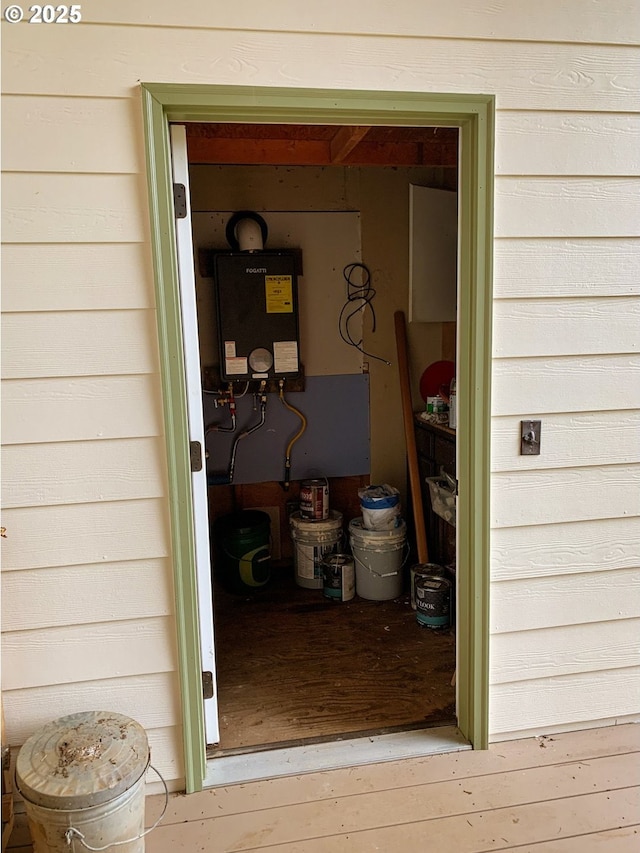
[148,754,639,850]
[158,723,640,822]
[240,789,639,852]
[10,725,640,852]
[518,826,640,851]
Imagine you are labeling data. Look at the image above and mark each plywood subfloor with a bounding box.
[211,564,455,752]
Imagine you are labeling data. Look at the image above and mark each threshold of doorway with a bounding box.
[203,725,469,788]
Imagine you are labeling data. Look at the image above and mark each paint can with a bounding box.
[300,478,329,520]
[348,517,407,601]
[289,510,343,589]
[410,563,445,610]
[322,553,355,602]
[415,575,451,629]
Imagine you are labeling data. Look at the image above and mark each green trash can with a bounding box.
[213,510,271,594]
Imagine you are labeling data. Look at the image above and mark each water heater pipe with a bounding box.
[236,217,264,252]
[227,381,268,484]
[205,383,237,434]
[278,379,307,490]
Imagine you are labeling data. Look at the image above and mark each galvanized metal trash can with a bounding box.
[16,711,151,853]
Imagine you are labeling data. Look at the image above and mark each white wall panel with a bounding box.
[2,310,160,378]
[491,411,640,472]
[2,174,149,243]
[1,559,173,630]
[491,465,640,528]
[2,376,163,444]
[1,499,170,571]
[146,727,184,791]
[2,438,166,508]
[490,668,640,735]
[2,26,637,110]
[2,617,177,691]
[491,517,640,582]
[491,355,640,416]
[496,113,640,176]
[491,619,640,684]
[1,96,142,174]
[491,568,640,633]
[83,0,640,44]
[492,297,640,358]
[2,672,181,745]
[495,178,640,238]
[493,238,640,299]
[1,244,154,312]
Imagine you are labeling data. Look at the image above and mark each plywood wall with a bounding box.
[2,1,639,791]
[189,165,450,490]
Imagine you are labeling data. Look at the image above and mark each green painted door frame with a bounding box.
[141,83,494,794]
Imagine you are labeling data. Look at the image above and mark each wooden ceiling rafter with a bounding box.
[186,122,458,168]
[329,126,371,163]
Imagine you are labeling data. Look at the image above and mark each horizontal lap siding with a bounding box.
[488,6,640,736]
[1,311,160,378]
[1,244,155,311]
[1,438,167,507]
[495,113,640,176]
[84,1,640,44]
[491,517,640,582]
[491,411,640,471]
[1,3,639,785]
[1,559,173,630]
[3,27,638,110]
[1,376,164,445]
[0,16,182,783]
[493,239,640,299]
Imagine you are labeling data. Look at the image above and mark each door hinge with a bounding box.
[173,183,187,218]
[202,671,214,700]
[190,440,203,472]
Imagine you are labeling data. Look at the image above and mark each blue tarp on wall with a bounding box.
[204,374,370,485]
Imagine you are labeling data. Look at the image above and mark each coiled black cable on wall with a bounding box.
[338,262,391,366]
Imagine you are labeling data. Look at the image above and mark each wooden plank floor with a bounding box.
[8,723,639,851]
[145,723,640,852]
[211,565,456,751]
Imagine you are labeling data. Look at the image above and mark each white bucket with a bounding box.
[290,510,343,589]
[349,517,407,601]
[15,711,162,853]
[358,484,401,530]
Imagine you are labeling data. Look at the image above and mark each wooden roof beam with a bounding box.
[330,126,370,163]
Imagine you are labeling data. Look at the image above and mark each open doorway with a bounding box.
[183,122,460,754]
[142,83,493,791]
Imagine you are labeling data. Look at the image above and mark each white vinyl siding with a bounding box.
[1,1,639,789]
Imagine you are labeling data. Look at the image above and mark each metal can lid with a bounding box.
[416,575,451,591]
[321,553,353,567]
[16,711,149,810]
[411,562,444,575]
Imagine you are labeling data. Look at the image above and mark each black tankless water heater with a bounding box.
[214,251,301,382]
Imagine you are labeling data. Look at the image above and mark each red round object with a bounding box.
[419,360,455,402]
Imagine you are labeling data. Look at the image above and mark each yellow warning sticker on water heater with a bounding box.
[265,276,293,313]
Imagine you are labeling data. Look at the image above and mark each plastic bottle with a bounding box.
[448,378,457,429]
